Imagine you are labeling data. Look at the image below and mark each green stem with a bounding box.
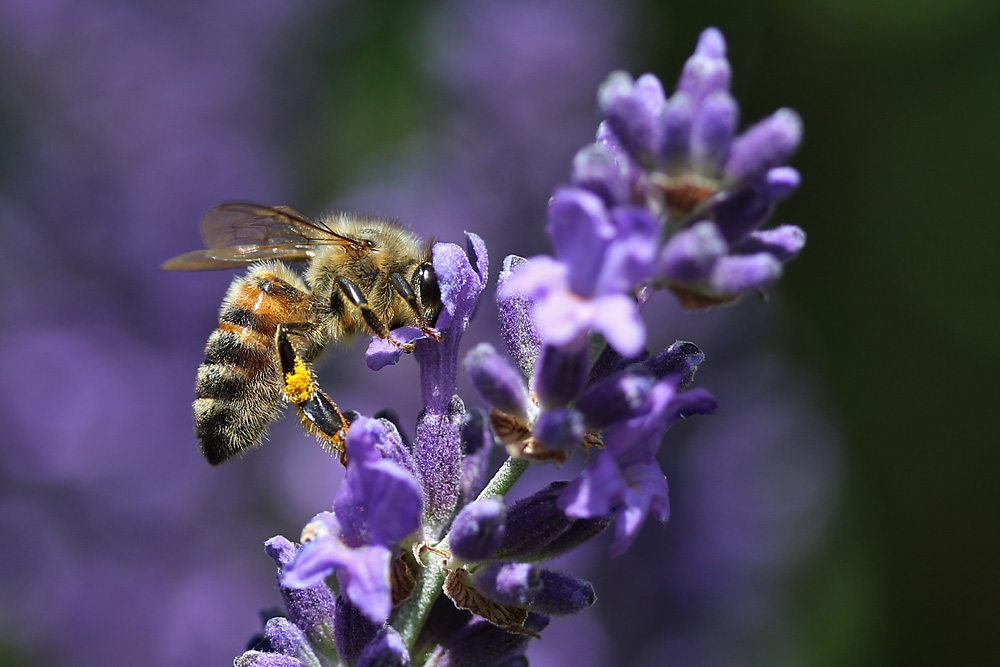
[394,455,530,652]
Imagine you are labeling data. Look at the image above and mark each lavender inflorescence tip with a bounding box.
[232,26,806,665]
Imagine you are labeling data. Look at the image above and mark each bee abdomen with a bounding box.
[193,265,311,465]
[195,334,282,465]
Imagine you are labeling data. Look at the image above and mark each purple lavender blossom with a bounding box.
[504,27,806,322]
[280,417,423,624]
[559,380,717,556]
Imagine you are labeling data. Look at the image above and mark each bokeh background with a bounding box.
[0,1,996,665]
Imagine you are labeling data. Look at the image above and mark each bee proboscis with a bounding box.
[162,202,443,465]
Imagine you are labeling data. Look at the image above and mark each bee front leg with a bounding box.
[276,323,348,464]
[334,276,420,351]
[391,268,443,341]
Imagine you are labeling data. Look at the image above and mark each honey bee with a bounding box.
[161,202,443,465]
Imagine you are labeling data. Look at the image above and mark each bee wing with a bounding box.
[161,202,363,271]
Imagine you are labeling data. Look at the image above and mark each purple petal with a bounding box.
[708,252,783,294]
[533,292,593,349]
[576,371,654,429]
[595,233,656,296]
[590,294,645,358]
[431,238,487,334]
[466,231,488,284]
[724,107,803,182]
[662,387,718,425]
[464,343,532,421]
[545,187,614,296]
[559,453,625,519]
[335,545,394,624]
[496,254,567,304]
[609,461,669,557]
[366,327,424,370]
[571,143,632,206]
[659,220,728,283]
[335,457,422,547]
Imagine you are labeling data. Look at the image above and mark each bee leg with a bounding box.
[276,323,348,465]
[391,268,443,342]
[334,276,418,352]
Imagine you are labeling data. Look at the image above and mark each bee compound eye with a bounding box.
[418,263,440,306]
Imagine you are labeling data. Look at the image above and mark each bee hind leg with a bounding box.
[276,323,348,464]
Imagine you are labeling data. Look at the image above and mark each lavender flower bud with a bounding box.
[661,92,694,164]
[468,562,542,607]
[659,220,728,283]
[643,341,705,389]
[532,408,584,451]
[533,344,588,409]
[691,90,738,171]
[709,252,783,293]
[334,595,379,666]
[576,372,654,429]
[527,571,596,616]
[597,71,664,159]
[449,497,507,562]
[495,483,576,561]
[497,255,542,378]
[677,27,731,104]
[529,515,612,561]
[465,343,533,421]
[264,537,337,659]
[262,617,321,665]
[724,107,803,182]
[357,627,409,667]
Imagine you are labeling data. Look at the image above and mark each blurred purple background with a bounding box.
[2,0,994,665]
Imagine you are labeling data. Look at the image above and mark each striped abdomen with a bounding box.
[193,264,311,465]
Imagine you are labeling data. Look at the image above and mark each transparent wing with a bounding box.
[161,202,361,271]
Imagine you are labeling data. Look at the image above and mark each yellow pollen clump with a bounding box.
[284,357,314,403]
